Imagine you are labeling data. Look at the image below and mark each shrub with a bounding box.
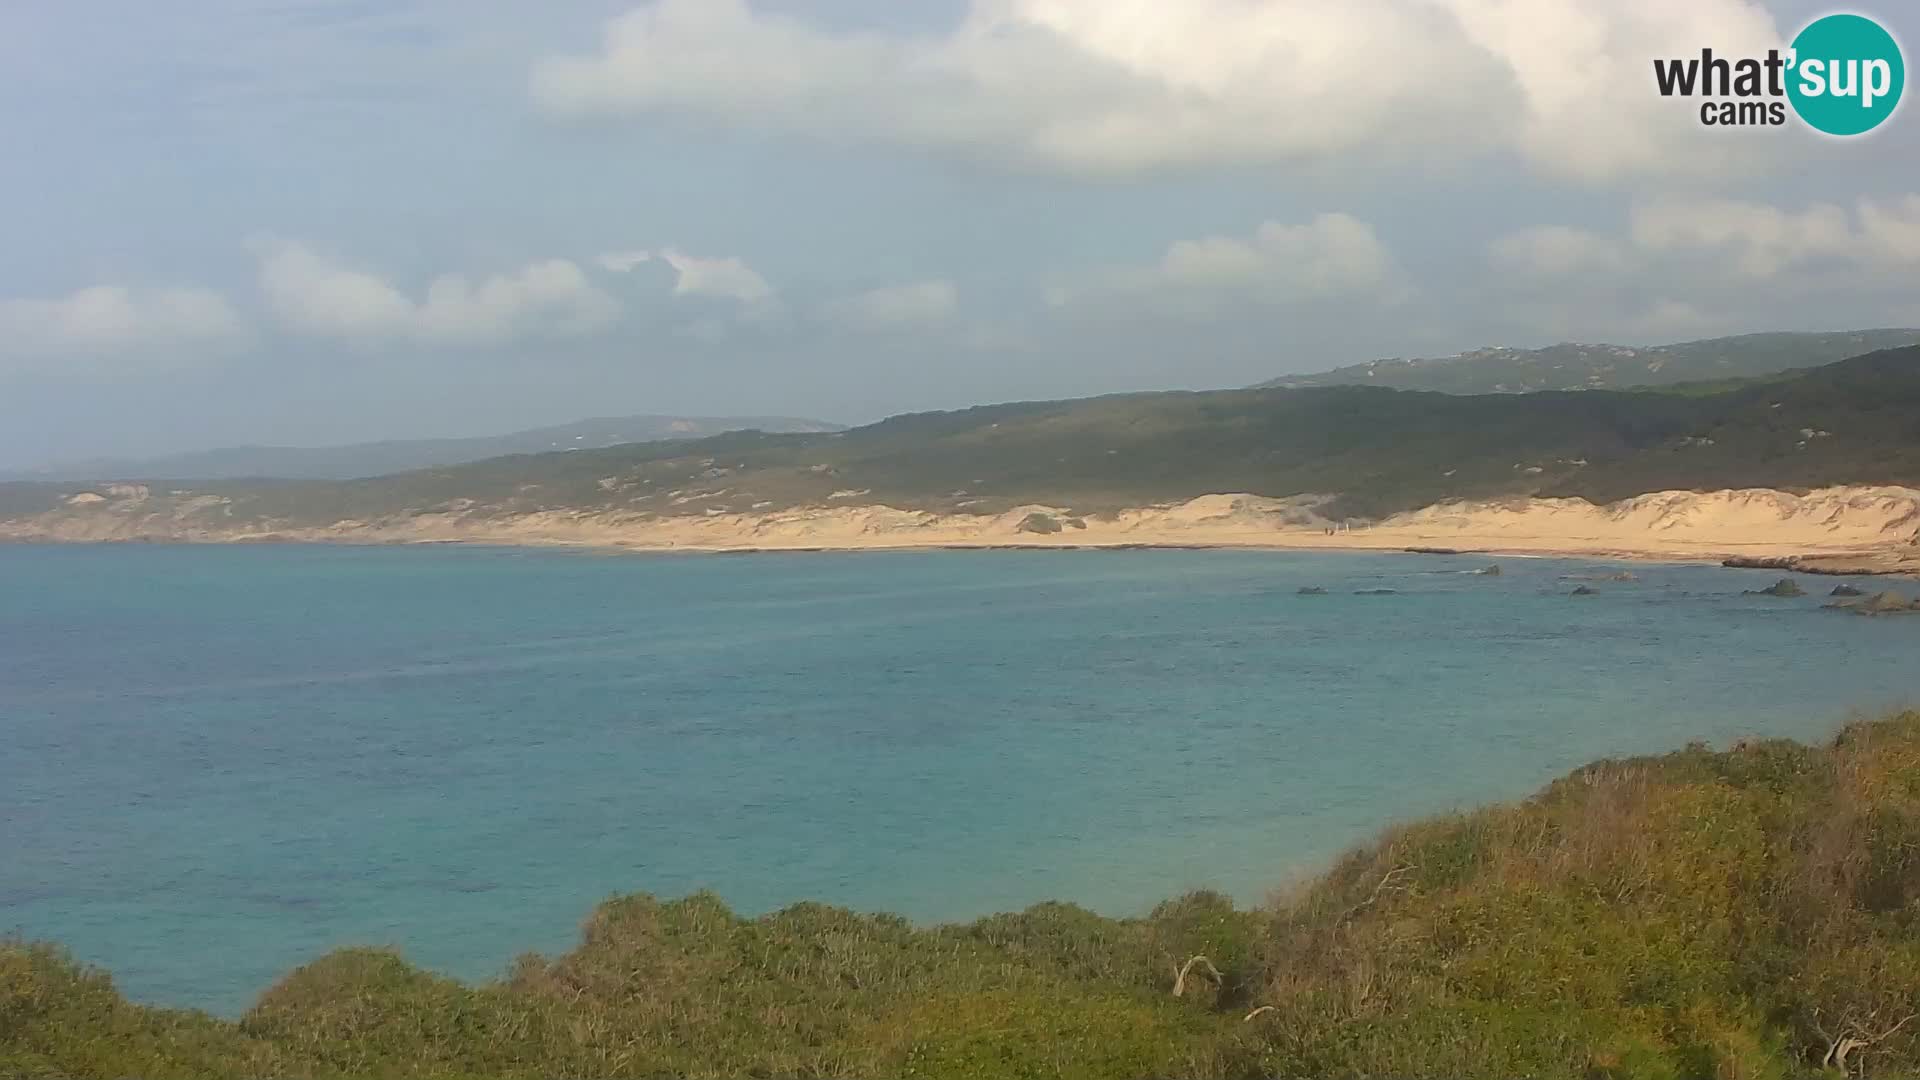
[13,713,1920,1078]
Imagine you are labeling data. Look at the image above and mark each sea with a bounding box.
[3,543,1917,1015]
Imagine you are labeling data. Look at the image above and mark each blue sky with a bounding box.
[1,0,1916,467]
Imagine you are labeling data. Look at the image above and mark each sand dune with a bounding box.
[8,485,1920,571]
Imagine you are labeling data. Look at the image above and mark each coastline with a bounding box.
[5,484,1920,574]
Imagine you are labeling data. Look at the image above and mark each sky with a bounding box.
[1,0,1917,467]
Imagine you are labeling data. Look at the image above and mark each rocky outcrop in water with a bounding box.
[1744,578,1805,598]
[1825,590,1920,615]
[1723,556,1797,571]
[1722,554,1903,577]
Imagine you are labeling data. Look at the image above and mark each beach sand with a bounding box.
[9,485,1920,573]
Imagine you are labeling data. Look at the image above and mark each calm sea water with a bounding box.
[4,543,1918,1015]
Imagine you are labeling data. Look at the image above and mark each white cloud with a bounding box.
[1052,213,1395,311]
[596,246,775,306]
[0,285,246,370]
[1488,226,1628,277]
[414,261,620,344]
[1441,0,1780,182]
[652,248,773,304]
[1631,196,1920,278]
[1488,196,1920,286]
[1631,199,1853,278]
[822,280,958,331]
[1480,196,1920,344]
[255,241,414,339]
[595,250,654,273]
[253,240,620,345]
[530,0,1782,183]
[1858,196,1920,263]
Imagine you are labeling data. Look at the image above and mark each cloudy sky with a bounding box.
[2,0,1916,467]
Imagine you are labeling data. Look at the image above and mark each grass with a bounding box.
[8,713,1920,1078]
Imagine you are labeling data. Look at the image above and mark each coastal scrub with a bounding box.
[7,714,1920,1078]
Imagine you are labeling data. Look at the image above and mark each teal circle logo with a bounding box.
[1787,14,1905,135]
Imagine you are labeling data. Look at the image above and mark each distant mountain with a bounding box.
[3,415,845,482]
[12,344,1920,530]
[1255,330,1920,394]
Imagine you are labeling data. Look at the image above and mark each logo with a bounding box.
[1653,12,1904,135]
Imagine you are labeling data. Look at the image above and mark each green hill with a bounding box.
[8,712,1920,1079]
[7,344,1920,531]
[1255,330,1920,395]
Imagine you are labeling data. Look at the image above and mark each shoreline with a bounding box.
[0,530,1846,568]
[5,485,1920,575]
[6,531,1913,580]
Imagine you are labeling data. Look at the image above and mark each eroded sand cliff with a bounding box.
[7,485,1920,571]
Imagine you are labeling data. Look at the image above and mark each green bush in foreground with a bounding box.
[8,713,1920,1079]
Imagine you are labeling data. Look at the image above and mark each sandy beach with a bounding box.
[9,484,1920,574]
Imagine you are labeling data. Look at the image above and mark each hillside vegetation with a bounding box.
[8,345,1920,531]
[1255,330,1920,395]
[8,713,1920,1078]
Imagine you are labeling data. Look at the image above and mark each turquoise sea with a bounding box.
[4,543,1918,1015]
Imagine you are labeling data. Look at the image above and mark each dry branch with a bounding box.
[1819,1010,1916,1074]
[1340,864,1415,922]
[1172,955,1223,998]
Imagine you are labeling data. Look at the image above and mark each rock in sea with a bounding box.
[1860,591,1918,615]
[1744,578,1805,598]
[1825,590,1920,615]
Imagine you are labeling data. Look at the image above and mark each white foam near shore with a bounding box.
[8,485,1920,566]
